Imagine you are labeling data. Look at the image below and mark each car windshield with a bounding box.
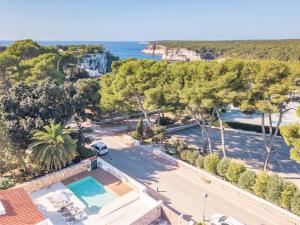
[219,216,228,222]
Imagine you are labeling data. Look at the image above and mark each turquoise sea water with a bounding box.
[67,176,117,209]
[0,40,161,60]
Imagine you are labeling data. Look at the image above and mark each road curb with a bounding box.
[139,145,300,225]
[166,122,284,139]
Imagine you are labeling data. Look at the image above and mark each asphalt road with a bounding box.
[90,127,294,225]
[171,127,300,188]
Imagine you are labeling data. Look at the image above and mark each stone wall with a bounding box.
[16,160,90,193]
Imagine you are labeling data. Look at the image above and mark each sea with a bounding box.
[0,41,161,60]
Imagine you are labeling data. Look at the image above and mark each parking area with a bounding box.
[171,127,300,187]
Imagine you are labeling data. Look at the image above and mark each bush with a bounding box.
[180,150,191,161]
[77,146,96,159]
[291,192,300,216]
[252,172,270,198]
[135,117,144,140]
[217,157,231,177]
[0,177,16,190]
[82,127,93,133]
[151,124,166,143]
[238,170,256,191]
[204,154,221,174]
[195,156,205,168]
[280,182,297,210]
[157,116,174,126]
[225,161,246,183]
[265,174,284,204]
[167,136,187,153]
[188,151,199,165]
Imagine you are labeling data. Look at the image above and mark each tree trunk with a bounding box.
[157,109,162,125]
[143,110,152,128]
[268,114,273,137]
[214,106,226,157]
[200,113,212,154]
[262,111,283,171]
[135,94,152,128]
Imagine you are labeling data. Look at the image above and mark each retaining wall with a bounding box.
[141,145,300,225]
[16,160,90,193]
[95,111,159,125]
[131,204,162,225]
[97,157,146,193]
[166,123,198,134]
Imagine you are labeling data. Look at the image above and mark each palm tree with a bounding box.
[30,122,77,171]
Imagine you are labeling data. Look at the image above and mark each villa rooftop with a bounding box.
[0,188,45,225]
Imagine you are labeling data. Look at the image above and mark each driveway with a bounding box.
[90,126,294,225]
[171,127,300,188]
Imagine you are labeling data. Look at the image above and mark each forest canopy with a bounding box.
[156,39,300,61]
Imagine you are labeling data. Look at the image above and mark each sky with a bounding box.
[0,0,299,41]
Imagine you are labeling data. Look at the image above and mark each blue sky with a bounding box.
[0,0,299,41]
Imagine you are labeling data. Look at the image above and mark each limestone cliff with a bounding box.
[78,53,108,77]
[142,44,202,61]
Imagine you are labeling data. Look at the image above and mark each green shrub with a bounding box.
[135,117,144,140]
[180,150,191,161]
[280,182,297,210]
[204,154,221,174]
[82,127,93,133]
[157,116,174,126]
[291,192,300,216]
[252,172,270,198]
[195,156,205,168]
[238,170,256,191]
[196,222,206,225]
[77,146,96,159]
[265,174,284,204]
[167,137,188,153]
[188,151,199,165]
[217,157,231,177]
[225,161,246,183]
[0,177,16,190]
[151,124,166,143]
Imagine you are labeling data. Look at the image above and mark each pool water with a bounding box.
[67,176,117,209]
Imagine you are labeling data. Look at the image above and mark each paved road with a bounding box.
[89,126,294,225]
[171,127,300,188]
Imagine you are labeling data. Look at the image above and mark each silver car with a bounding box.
[210,214,245,225]
[91,142,109,156]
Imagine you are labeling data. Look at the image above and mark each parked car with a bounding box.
[91,142,109,156]
[210,214,245,225]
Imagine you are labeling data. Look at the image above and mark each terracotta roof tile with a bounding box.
[0,188,45,225]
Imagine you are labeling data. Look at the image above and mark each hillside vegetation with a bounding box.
[157,40,300,61]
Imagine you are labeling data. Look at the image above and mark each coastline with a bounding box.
[142,43,202,61]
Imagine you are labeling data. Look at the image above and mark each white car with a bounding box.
[210,214,245,225]
[91,142,109,156]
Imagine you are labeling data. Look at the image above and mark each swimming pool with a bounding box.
[67,176,117,209]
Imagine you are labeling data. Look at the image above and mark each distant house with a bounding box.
[0,188,46,225]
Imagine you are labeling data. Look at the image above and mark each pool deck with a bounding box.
[61,168,132,197]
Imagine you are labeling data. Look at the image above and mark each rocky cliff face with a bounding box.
[142,44,202,61]
[78,53,108,77]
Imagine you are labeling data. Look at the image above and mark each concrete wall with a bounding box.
[97,157,146,193]
[146,185,195,225]
[16,160,90,193]
[97,158,164,225]
[141,146,300,225]
[131,204,161,225]
[95,111,159,125]
[166,123,198,134]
